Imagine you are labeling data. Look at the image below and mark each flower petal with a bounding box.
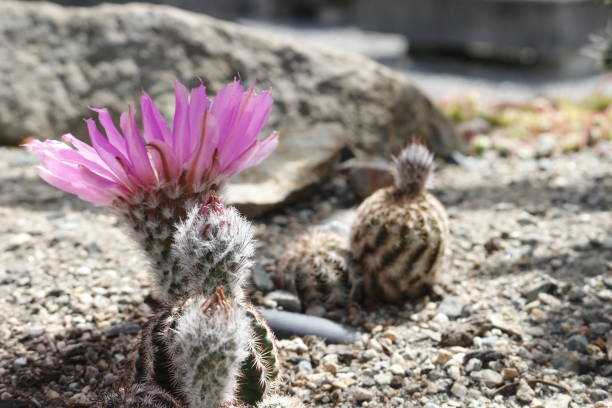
[120,106,156,186]
[140,92,172,144]
[172,81,190,163]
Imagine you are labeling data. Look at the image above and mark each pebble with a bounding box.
[515,380,535,403]
[263,290,302,312]
[297,360,313,375]
[13,357,27,367]
[450,381,468,398]
[354,387,374,402]
[102,322,140,337]
[465,358,482,373]
[567,334,588,353]
[435,350,453,364]
[474,369,503,387]
[590,389,610,402]
[501,367,519,381]
[281,338,308,353]
[374,372,392,385]
[68,392,91,407]
[437,296,465,318]
[251,264,274,291]
[447,365,461,381]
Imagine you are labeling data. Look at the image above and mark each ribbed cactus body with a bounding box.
[350,143,449,304]
[274,230,356,311]
[130,288,250,408]
[171,203,254,301]
[238,303,281,405]
[116,187,210,301]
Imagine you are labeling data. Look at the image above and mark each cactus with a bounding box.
[273,229,358,312]
[98,383,182,408]
[350,142,449,304]
[238,304,281,405]
[122,287,250,408]
[169,194,254,301]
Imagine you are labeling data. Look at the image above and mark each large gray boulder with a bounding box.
[0,1,460,215]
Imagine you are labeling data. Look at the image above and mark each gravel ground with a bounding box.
[0,143,611,408]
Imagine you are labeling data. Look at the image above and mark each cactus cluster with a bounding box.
[98,199,294,408]
[275,142,449,308]
[27,80,300,407]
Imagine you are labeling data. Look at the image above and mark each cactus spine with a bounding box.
[273,230,356,312]
[350,143,449,304]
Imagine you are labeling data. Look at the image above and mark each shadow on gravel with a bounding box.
[0,321,144,407]
[437,176,611,213]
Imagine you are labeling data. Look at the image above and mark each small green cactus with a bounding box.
[350,143,449,304]
[273,229,357,312]
[238,304,281,405]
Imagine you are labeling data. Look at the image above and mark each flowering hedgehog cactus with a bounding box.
[350,142,449,305]
[27,80,278,301]
[28,80,290,406]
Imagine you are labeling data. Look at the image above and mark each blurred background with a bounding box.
[17,0,611,99]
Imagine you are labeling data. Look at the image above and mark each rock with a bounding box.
[258,308,359,344]
[342,159,394,199]
[0,1,459,215]
[437,296,465,318]
[280,337,309,353]
[12,357,27,368]
[522,280,557,302]
[516,380,535,403]
[474,369,503,387]
[374,372,392,385]
[68,393,90,407]
[590,389,610,402]
[434,350,453,365]
[102,322,141,337]
[250,263,274,292]
[544,395,571,408]
[297,360,313,374]
[353,387,374,402]
[447,365,460,381]
[464,358,482,373]
[450,381,467,398]
[263,290,302,312]
[501,367,519,381]
[567,334,588,353]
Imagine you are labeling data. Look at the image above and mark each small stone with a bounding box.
[297,360,313,375]
[450,381,467,398]
[390,364,405,376]
[447,365,461,381]
[13,357,27,367]
[544,394,571,408]
[251,264,274,291]
[374,372,392,385]
[354,387,374,402]
[475,369,503,387]
[281,337,308,353]
[345,160,394,199]
[263,290,301,312]
[46,390,61,399]
[362,349,378,361]
[60,343,84,358]
[522,280,556,301]
[590,389,610,402]
[68,392,91,407]
[103,322,140,337]
[437,296,465,318]
[382,329,399,342]
[516,380,535,403]
[502,367,519,381]
[538,292,561,307]
[567,334,588,353]
[435,350,453,365]
[464,358,482,373]
[103,373,116,386]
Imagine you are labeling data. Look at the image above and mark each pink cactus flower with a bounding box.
[26,80,278,207]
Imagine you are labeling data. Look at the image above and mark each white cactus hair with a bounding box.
[165,289,251,408]
[392,141,435,197]
[171,201,255,300]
